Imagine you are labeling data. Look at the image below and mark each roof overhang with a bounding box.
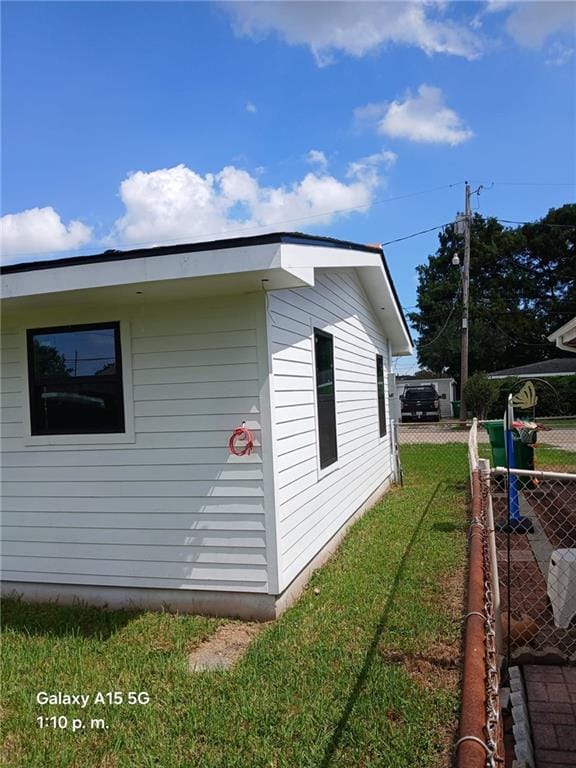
[0,233,413,356]
[488,372,574,379]
[548,316,576,354]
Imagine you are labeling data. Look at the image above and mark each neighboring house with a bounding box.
[548,317,576,354]
[487,358,576,379]
[0,232,413,620]
[394,376,457,420]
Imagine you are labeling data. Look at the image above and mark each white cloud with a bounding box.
[485,0,575,49]
[306,149,328,168]
[0,207,92,262]
[226,2,482,66]
[546,41,574,66]
[347,149,398,182]
[108,160,386,247]
[245,101,257,113]
[353,102,389,130]
[361,85,473,146]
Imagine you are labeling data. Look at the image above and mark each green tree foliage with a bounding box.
[33,340,71,378]
[408,204,576,377]
[489,376,576,418]
[463,372,500,419]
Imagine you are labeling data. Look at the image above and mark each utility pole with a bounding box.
[459,181,471,424]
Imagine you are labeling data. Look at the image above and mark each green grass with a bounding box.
[536,418,576,429]
[1,446,468,768]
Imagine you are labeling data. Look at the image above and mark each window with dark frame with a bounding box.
[376,354,387,437]
[314,329,338,469]
[27,322,125,436]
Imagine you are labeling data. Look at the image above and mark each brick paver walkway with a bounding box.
[524,665,576,767]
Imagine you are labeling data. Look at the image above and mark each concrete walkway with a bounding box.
[524,665,576,767]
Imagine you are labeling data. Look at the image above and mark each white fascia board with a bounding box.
[280,243,413,357]
[280,242,382,270]
[548,316,576,341]
[547,316,576,353]
[0,242,288,300]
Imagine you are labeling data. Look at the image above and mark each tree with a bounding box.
[408,204,576,378]
[412,369,443,379]
[33,340,71,378]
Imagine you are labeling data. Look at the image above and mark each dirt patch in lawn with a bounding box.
[378,557,465,768]
[379,647,460,689]
[187,622,265,671]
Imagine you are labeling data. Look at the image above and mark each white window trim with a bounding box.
[22,320,135,447]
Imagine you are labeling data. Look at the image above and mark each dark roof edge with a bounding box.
[0,231,380,275]
[489,357,576,376]
[0,230,413,347]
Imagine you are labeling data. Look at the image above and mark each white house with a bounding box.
[548,317,576,354]
[0,232,413,620]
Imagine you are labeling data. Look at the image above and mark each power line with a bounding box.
[417,273,463,349]
[496,218,576,228]
[490,181,575,187]
[382,213,575,252]
[487,320,553,348]
[381,223,450,246]
[379,215,575,252]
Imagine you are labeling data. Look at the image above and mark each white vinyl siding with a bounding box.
[0,296,272,593]
[268,268,394,590]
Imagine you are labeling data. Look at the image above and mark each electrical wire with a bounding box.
[496,219,576,228]
[383,214,575,251]
[381,223,451,246]
[416,273,463,349]
[479,318,560,348]
[488,181,575,187]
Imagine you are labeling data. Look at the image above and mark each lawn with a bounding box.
[1,445,468,768]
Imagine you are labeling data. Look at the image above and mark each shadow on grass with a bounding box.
[431,521,462,533]
[0,595,142,639]
[320,481,445,768]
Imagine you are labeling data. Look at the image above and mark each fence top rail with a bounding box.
[530,415,576,422]
[478,415,576,427]
[468,418,480,473]
[492,466,576,481]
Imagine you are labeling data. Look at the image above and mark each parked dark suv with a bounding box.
[400,385,445,422]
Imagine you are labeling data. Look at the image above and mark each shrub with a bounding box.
[464,373,500,419]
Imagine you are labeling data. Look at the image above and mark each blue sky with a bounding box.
[2,1,575,372]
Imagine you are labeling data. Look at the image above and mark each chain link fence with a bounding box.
[396,416,576,664]
[489,466,576,662]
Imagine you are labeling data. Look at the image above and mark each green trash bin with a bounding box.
[483,420,506,468]
[482,420,535,472]
[451,400,460,418]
